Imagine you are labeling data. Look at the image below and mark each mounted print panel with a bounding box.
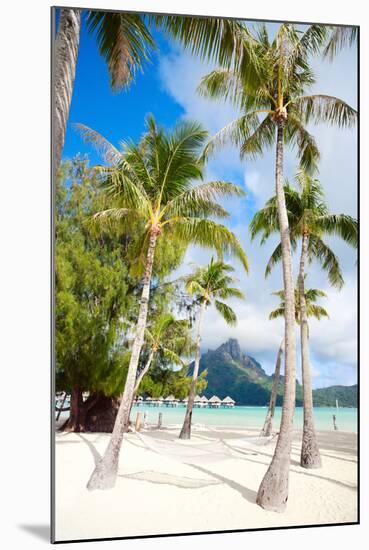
[52,6,359,544]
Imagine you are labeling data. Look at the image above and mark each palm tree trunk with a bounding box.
[53,8,81,174]
[86,230,158,490]
[299,233,322,468]
[179,300,206,440]
[124,350,155,431]
[260,339,284,437]
[134,349,155,395]
[256,120,296,512]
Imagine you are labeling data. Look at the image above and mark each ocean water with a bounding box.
[131,404,358,433]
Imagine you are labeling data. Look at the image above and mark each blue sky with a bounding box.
[61,11,358,388]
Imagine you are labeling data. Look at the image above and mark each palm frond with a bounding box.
[323,26,358,60]
[217,286,245,300]
[86,207,145,237]
[166,218,249,272]
[285,115,320,174]
[74,124,122,165]
[163,181,245,219]
[203,112,264,159]
[308,236,344,289]
[249,202,279,242]
[317,214,358,248]
[215,300,237,326]
[291,94,357,128]
[152,15,261,84]
[269,307,285,320]
[161,347,184,365]
[265,240,297,277]
[240,115,275,159]
[197,69,244,108]
[306,304,329,320]
[87,11,155,89]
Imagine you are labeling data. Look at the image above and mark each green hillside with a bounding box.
[312,385,357,407]
[189,339,357,407]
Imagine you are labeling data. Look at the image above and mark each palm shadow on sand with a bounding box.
[188,463,257,504]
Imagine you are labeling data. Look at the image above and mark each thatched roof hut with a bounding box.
[164,395,179,407]
[222,396,235,407]
[208,395,222,408]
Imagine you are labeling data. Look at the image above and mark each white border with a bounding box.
[1,1,367,548]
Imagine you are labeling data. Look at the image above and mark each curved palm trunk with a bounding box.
[125,350,156,431]
[260,339,284,437]
[87,231,158,490]
[53,8,81,174]
[134,349,155,395]
[256,120,296,512]
[299,234,322,468]
[179,300,206,440]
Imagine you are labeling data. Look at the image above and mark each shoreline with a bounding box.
[54,425,358,541]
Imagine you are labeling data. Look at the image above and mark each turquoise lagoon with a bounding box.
[131,404,358,433]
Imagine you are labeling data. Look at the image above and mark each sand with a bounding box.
[54,425,358,542]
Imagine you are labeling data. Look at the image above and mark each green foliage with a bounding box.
[312,385,357,407]
[184,257,245,326]
[87,11,155,90]
[250,171,358,288]
[75,115,249,274]
[138,363,207,399]
[323,26,358,60]
[269,281,329,324]
[56,157,134,396]
[198,23,356,174]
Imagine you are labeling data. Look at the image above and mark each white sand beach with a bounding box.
[54,425,357,542]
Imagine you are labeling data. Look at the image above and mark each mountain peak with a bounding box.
[216,338,242,361]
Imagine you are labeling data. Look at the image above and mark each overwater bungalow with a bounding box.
[222,396,236,408]
[208,395,222,408]
[194,395,202,408]
[164,395,179,407]
[200,396,209,406]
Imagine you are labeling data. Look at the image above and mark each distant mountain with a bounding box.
[190,338,357,407]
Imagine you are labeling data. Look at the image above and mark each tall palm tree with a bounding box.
[251,172,357,467]
[198,23,356,510]
[53,9,256,173]
[179,258,245,439]
[261,284,329,438]
[80,116,248,490]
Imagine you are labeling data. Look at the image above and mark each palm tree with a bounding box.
[198,23,356,510]
[53,9,255,173]
[261,284,329,438]
[251,172,357,467]
[179,258,245,439]
[132,313,193,403]
[80,115,248,490]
